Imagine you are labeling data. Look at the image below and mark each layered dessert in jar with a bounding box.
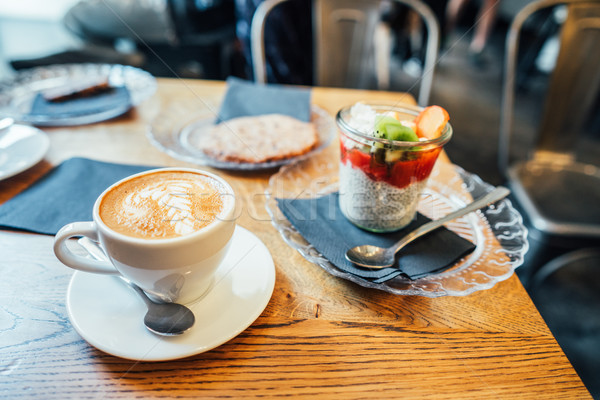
[337,102,452,232]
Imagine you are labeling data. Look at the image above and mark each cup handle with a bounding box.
[53,221,119,275]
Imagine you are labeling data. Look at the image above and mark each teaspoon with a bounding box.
[121,277,196,336]
[77,237,195,336]
[345,186,510,269]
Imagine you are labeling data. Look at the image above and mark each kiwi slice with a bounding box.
[373,116,393,139]
[374,116,418,141]
[386,124,419,141]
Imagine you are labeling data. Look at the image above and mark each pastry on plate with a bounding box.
[198,114,318,164]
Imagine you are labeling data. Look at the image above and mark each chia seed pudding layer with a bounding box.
[339,161,427,232]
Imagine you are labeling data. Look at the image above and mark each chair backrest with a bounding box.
[312,0,382,89]
[251,0,439,106]
[498,0,600,238]
[498,0,600,173]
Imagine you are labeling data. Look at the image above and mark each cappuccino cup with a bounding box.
[54,168,236,304]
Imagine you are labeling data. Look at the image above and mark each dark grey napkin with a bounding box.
[217,76,311,122]
[29,86,131,119]
[277,193,476,283]
[0,158,156,235]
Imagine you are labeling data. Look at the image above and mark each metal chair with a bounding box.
[499,0,600,281]
[250,0,440,106]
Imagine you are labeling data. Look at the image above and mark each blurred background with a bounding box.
[0,0,575,185]
[0,0,598,397]
[0,0,569,185]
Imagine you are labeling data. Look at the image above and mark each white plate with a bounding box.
[147,102,336,170]
[66,226,275,361]
[0,124,49,180]
[0,63,156,126]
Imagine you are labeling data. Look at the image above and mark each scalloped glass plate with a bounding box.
[147,101,336,170]
[0,63,156,126]
[265,155,529,297]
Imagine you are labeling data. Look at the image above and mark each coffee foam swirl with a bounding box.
[99,171,226,239]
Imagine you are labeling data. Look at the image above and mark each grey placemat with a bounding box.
[277,193,476,282]
[0,157,156,235]
[29,86,131,118]
[217,76,311,122]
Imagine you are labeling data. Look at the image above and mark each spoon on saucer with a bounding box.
[345,186,511,269]
[120,277,195,336]
[77,237,195,336]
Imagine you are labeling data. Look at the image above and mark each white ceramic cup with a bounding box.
[53,168,236,304]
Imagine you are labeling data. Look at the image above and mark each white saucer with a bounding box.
[0,124,49,180]
[66,226,275,361]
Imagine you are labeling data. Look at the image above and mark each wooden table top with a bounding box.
[0,78,590,399]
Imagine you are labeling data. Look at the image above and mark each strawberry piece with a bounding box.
[414,106,450,139]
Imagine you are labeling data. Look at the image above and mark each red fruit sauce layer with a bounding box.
[340,139,441,189]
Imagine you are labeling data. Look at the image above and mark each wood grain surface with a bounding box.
[0,79,590,399]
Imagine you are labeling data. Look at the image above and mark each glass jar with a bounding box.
[337,103,453,232]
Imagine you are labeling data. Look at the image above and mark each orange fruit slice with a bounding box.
[414,106,450,139]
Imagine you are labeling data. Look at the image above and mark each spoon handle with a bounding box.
[122,277,156,307]
[391,186,510,255]
[77,237,156,306]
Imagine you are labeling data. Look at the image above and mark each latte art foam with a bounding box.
[99,171,226,239]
